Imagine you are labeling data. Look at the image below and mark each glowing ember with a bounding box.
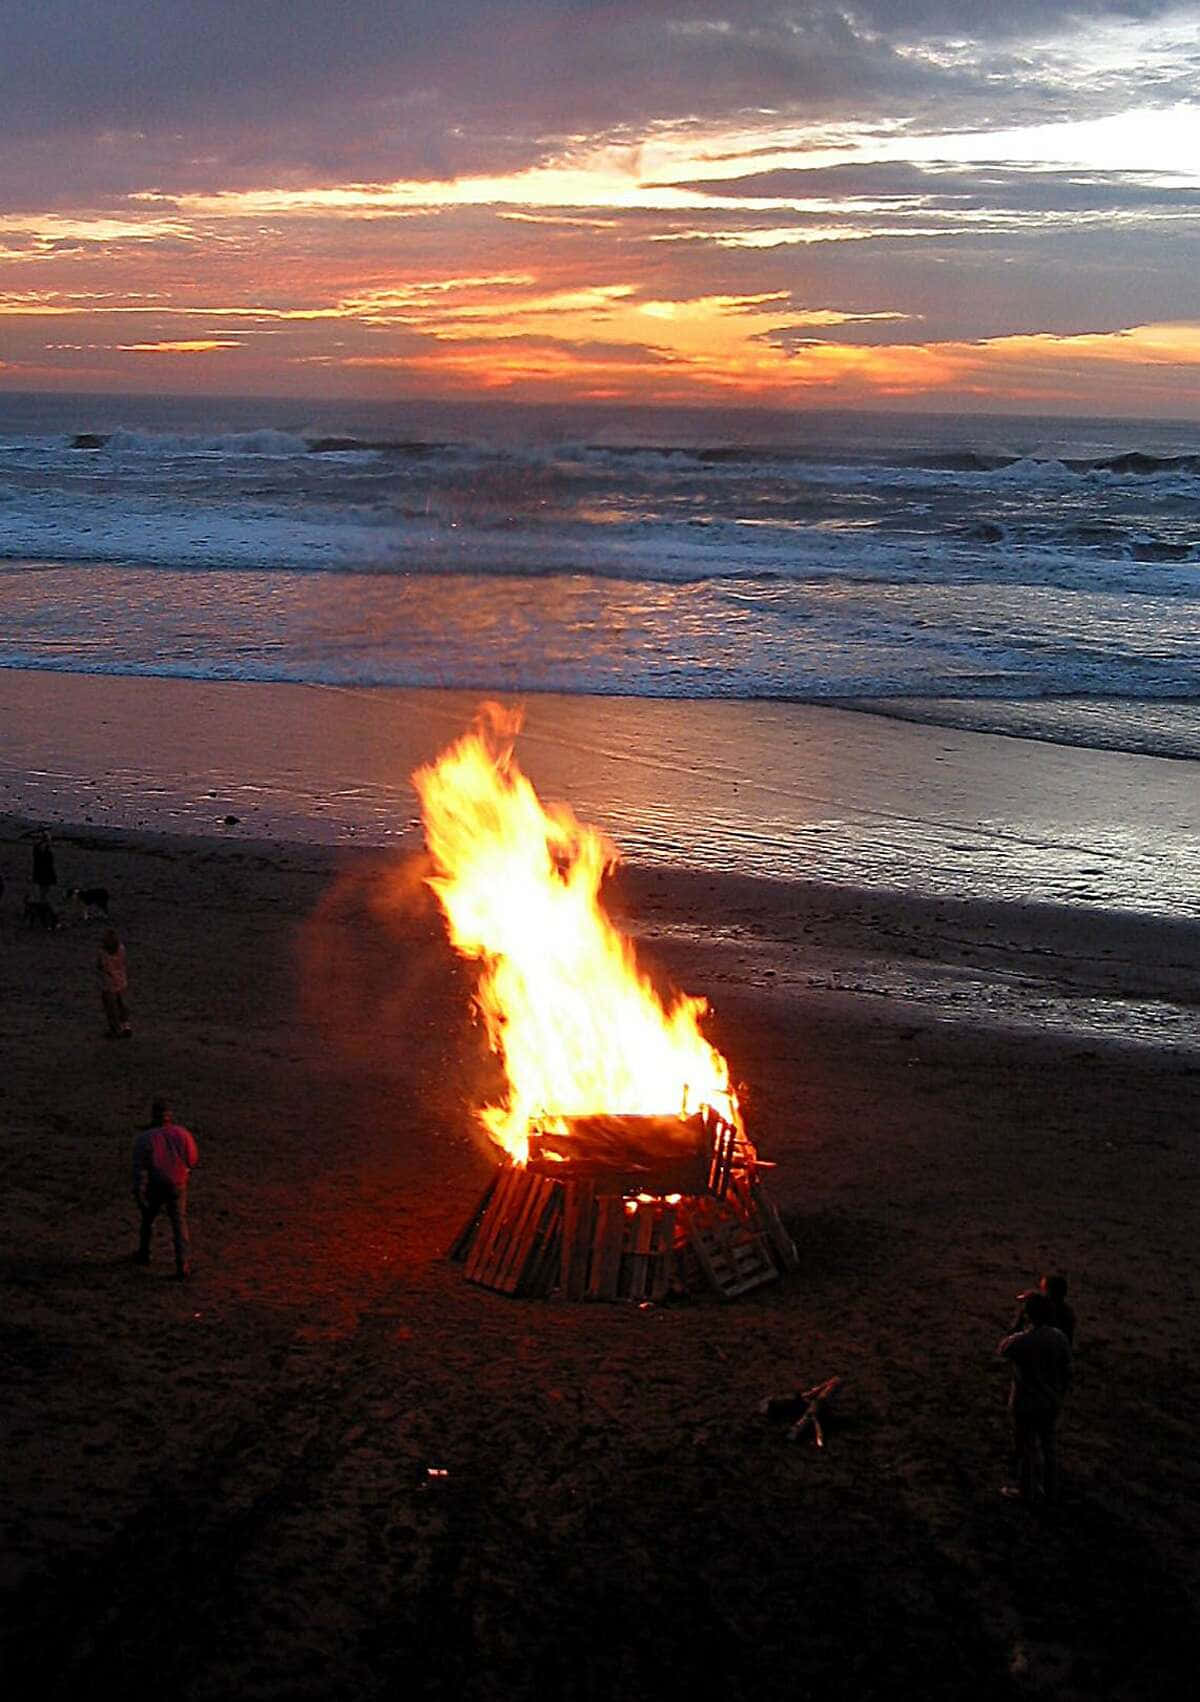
[413,704,742,1165]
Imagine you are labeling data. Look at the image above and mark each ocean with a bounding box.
[2,391,1198,761]
[3,392,1198,1047]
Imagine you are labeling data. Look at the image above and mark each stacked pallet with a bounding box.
[456,1167,561,1297]
[451,1140,796,1302]
[560,1184,678,1302]
[528,1111,712,1196]
[677,1192,779,1298]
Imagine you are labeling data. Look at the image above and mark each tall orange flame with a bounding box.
[413,705,741,1163]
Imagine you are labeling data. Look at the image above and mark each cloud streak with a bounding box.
[1,2,1197,413]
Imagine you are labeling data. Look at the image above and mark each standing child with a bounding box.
[998,1290,1073,1506]
[97,927,132,1037]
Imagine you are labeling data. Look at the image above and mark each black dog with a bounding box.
[67,885,110,917]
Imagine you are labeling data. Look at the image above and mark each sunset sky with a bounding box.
[2,1,1198,414]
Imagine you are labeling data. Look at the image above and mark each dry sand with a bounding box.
[2,803,1199,1702]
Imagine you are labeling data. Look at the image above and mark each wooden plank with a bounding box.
[480,1166,533,1285]
[599,1200,628,1301]
[585,1197,616,1301]
[748,1175,799,1270]
[448,1172,499,1262]
[624,1203,657,1300]
[514,1178,562,1297]
[686,1208,779,1299]
[586,1196,626,1301]
[637,1203,658,1298]
[492,1172,553,1293]
[680,1202,722,1291]
[649,1203,676,1301]
[559,1180,580,1296]
[702,1246,777,1298]
[528,1113,712,1197]
[473,1168,542,1291]
[560,1181,595,1301]
[528,1177,563,1293]
[491,1170,544,1289]
[529,1153,709,1196]
[706,1117,737,1199]
[464,1164,521,1281]
[530,1113,706,1166]
[523,1183,564,1297]
[572,1184,597,1296]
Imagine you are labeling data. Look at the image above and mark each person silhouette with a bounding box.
[97,928,132,1037]
[132,1099,199,1279]
[1013,1271,1076,1344]
[998,1290,1072,1505]
[32,830,57,905]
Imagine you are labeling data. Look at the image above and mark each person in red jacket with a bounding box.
[132,1099,199,1279]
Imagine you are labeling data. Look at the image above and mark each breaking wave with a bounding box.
[1,395,1197,757]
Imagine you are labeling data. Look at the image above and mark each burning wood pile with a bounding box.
[415,706,797,1302]
[451,1108,797,1300]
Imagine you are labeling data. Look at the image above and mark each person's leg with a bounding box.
[102,990,122,1035]
[137,1190,162,1261]
[164,1187,190,1277]
[1040,1412,1059,1504]
[1014,1410,1037,1501]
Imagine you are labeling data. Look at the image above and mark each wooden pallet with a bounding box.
[623,1199,676,1301]
[585,1195,627,1300]
[448,1172,499,1262]
[463,1167,561,1296]
[454,1159,788,1302]
[706,1115,739,1199]
[559,1180,595,1301]
[679,1195,780,1299]
[744,1174,799,1271]
[529,1113,712,1197]
[558,1185,677,1302]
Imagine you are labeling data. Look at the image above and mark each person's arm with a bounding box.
[996,1329,1027,1361]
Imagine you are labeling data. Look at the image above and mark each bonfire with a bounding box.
[415,705,795,1300]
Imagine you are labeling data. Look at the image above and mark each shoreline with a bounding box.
[3,668,1198,918]
[5,805,1198,1063]
[4,647,1200,764]
[836,692,1200,765]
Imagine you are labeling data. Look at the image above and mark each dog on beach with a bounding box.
[65,885,111,921]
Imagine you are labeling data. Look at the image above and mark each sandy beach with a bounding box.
[3,668,1198,916]
[2,682,1200,1701]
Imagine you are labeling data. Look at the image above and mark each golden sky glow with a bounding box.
[3,4,1199,415]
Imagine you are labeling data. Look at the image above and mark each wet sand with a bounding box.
[2,668,1198,912]
[2,801,1199,1700]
